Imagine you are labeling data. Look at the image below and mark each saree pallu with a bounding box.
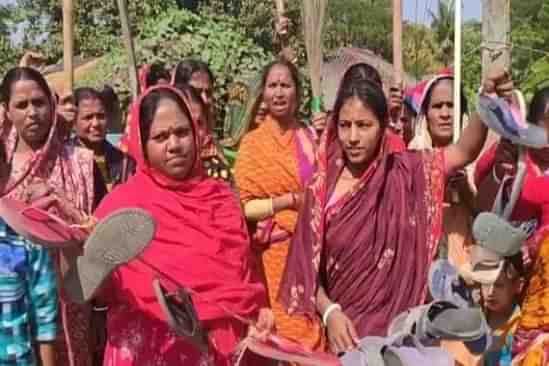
[234,116,323,350]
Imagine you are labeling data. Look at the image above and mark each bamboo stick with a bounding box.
[392,0,403,86]
[116,0,139,99]
[62,0,74,93]
[453,0,462,143]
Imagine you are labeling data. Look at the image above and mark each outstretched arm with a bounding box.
[445,68,513,174]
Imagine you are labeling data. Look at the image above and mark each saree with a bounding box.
[234,115,324,350]
[512,230,549,365]
[279,113,446,338]
[96,85,267,366]
[409,72,475,270]
[0,93,95,366]
[511,175,549,365]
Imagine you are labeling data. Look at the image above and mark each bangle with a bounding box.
[93,306,109,312]
[322,303,342,326]
[492,167,502,184]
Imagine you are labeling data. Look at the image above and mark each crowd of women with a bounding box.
[2,49,549,366]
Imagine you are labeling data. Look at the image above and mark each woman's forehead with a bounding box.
[266,64,292,81]
[10,79,47,100]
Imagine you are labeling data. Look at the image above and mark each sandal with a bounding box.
[64,208,156,303]
[0,196,86,248]
[153,278,210,354]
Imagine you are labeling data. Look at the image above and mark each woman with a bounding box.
[472,87,549,364]
[93,85,271,366]
[72,87,127,192]
[0,140,58,366]
[408,71,476,269]
[0,67,96,365]
[172,59,215,121]
[279,68,510,353]
[234,59,322,350]
[175,83,232,183]
[475,87,549,224]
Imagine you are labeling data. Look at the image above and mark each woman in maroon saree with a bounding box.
[279,68,512,354]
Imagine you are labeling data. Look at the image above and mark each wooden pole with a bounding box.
[453,0,462,143]
[481,0,511,79]
[62,0,74,93]
[392,0,403,86]
[116,0,139,99]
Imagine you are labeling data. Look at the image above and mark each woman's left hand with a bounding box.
[248,308,275,342]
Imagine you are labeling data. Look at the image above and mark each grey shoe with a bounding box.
[473,212,532,257]
[64,208,156,303]
[388,301,492,354]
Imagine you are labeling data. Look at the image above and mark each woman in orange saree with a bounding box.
[234,59,323,350]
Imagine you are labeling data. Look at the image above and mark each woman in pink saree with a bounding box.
[279,67,511,354]
[0,67,96,365]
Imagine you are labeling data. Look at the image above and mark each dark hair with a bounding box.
[139,88,194,152]
[341,63,383,89]
[74,87,105,108]
[504,252,525,281]
[75,86,122,131]
[528,87,549,124]
[257,58,302,111]
[174,83,206,111]
[146,63,171,88]
[173,59,214,87]
[332,77,388,129]
[422,77,469,117]
[0,67,52,104]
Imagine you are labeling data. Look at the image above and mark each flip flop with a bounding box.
[429,259,475,308]
[383,334,454,366]
[341,334,454,366]
[153,278,209,354]
[472,212,532,257]
[64,208,156,303]
[388,301,492,354]
[239,335,341,366]
[339,337,386,366]
[0,196,87,248]
[477,94,549,148]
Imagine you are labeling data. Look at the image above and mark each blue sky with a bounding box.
[404,0,481,24]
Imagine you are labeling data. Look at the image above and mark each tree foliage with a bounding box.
[428,0,454,66]
[10,0,181,63]
[76,7,271,131]
[403,22,443,80]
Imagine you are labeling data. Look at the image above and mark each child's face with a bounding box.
[481,273,520,314]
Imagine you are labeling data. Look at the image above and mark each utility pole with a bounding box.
[481,0,511,79]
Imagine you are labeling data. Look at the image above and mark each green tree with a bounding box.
[9,0,181,63]
[403,22,442,79]
[324,0,392,59]
[429,0,454,66]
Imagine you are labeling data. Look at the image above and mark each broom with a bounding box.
[301,0,327,131]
